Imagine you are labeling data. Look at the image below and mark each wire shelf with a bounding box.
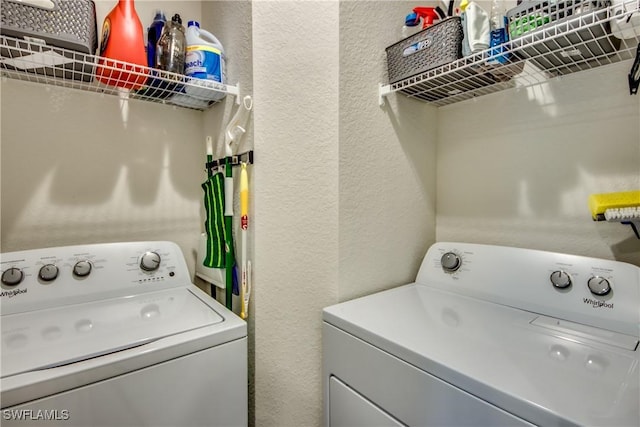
[379,0,640,107]
[0,35,239,111]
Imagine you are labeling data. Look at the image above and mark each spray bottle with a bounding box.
[412,7,440,29]
[401,7,443,57]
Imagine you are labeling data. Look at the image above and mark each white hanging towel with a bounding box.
[464,2,490,53]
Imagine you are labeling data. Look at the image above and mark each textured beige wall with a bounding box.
[252,1,339,426]
[437,61,640,266]
[200,0,256,422]
[252,1,437,426]
[1,82,204,263]
[339,1,437,303]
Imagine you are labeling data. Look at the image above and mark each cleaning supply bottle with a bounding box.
[413,7,440,29]
[184,20,226,101]
[488,0,509,64]
[96,0,147,90]
[460,0,472,57]
[156,13,186,77]
[401,12,422,39]
[146,10,166,68]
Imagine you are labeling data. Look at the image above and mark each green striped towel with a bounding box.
[201,172,226,268]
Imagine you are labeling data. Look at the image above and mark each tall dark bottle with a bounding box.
[155,13,186,78]
[147,10,166,68]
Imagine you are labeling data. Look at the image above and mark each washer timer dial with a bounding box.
[1,268,24,286]
[39,264,59,281]
[140,251,161,272]
[73,260,92,277]
[550,270,571,289]
[441,252,462,273]
[587,276,611,296]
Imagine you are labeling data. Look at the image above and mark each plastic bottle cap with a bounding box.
[188,20,200,28]
[405,12,420,26]
[172,14,182,24]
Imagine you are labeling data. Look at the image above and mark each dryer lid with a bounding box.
[1,287,224,378]
[323,284,640,427]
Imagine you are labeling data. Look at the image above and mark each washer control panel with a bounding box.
[0,241,189,315]
[419,242,639,338]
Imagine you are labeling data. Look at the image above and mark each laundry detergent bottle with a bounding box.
[146,10,166,68]
[184,21,226,101]
[96,0,147,90]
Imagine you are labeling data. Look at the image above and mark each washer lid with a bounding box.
[323,284,639,427]
[1,287,224,378]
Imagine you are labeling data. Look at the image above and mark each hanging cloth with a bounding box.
[201,172,227,268]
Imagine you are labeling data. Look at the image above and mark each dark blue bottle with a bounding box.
[147,10,166,68]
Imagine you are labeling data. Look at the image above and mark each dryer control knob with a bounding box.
[73,260,92,277]
[2,267,24,286]
[441,252,461,272]
[550,270,571,289]
[140,251,161,272]
[587,276,611,296]
[39,264,59,282]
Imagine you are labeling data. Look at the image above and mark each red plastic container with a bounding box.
[96,0,147,90]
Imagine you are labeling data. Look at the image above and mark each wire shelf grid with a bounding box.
[0,35,239,111]
[380,0,640,107]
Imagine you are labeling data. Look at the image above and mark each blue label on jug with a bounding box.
[185,47,223,83]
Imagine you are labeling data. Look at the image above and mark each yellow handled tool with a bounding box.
[239,163,250,320]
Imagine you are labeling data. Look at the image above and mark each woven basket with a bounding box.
[0,0,97,81]
[0,0,97,53]
[386,17,463,84]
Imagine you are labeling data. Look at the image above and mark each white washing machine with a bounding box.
[1,241,247,427]
[323,242,639,427]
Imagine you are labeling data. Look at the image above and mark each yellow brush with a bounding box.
[239,163,250,320]
[588,190,640,221]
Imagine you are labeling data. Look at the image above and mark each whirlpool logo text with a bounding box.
[0,288,27,298]
[583,298,613,309]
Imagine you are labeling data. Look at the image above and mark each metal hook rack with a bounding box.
[205,150,254,173]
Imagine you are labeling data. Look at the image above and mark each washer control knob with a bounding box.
[2,268,24,286]
[550,270,571,289]
[587,276,611,296]
[39,264,59,282]
[140,251,161,272]
[73,260,92,277]
[441,252,461,272]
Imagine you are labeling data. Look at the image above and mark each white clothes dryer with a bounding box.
[1,241,247,427]
[323,242,639,427]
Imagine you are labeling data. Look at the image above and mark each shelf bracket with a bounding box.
[227,82,241,104]
[623,221,640,239]
[379,83,392,107]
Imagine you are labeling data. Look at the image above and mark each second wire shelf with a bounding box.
[379,0,640,107]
